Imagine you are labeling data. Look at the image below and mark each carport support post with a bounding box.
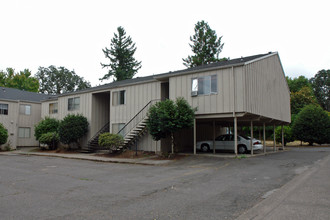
[263,123,266,154]
[273,125,276,152]
[213,120,216,154]
[234,116,238,155]
[281,125,285,151]
[193,118,196,155]
[250,121,254,155]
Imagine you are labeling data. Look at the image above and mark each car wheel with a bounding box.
[201,144,210,152]
[238,145,247,154]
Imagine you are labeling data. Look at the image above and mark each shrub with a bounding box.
[58,114,89,148]
[0,123,8,145]
[39,132,59,150]
[35,117,60,141]
[292,105,330,145]
[98,133,124,152]
[274,125,294,146]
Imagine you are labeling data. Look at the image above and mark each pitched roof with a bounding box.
[0,87,54,103]
[58,52,276,97]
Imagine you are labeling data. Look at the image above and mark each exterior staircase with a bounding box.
[81,122,110,153]
[82,99,159,153]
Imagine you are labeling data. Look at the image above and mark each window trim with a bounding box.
[18,127,31,138]
[112,90,126,106]
[191,75,217,96]
[68,97,80,111]
[49,102,58,114]
[0,103,8,115]
[19,104,31,115]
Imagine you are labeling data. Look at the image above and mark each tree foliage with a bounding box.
[98,133,124,152]
[39,132,60,150]
[35,66,91,94]
[0,123,8,145]
[34,117,60,141]
[183,20,226,68]
[58,114,89,147]
[290,86,318,114]
[147,98,196,153]
[292,105,330,145]
[274,126,294,146]
[310,69,330,111]
[286,75,311,93]
[0,68,39,92]
[100,26,142,81]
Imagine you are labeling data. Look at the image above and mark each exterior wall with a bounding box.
[17,101,42,147]
[0,100,42,149]
[41,100,59,119]
[0,100,18,149]
[244,54,291,122]
[109,81,161,132]
[169,67,240,114]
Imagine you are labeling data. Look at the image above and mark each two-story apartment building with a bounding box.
[40,52,291,154]
[0,87,52,149]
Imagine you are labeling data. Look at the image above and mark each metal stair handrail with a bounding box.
[87,121,110,145]
[117,99,160,138]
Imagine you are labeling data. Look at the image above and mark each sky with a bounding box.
[1,0,329,86]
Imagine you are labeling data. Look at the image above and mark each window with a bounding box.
[49,103,58,114]
[18,127,31,138]
[68,97,80,111]
[191,75,217,96]
[19,104,31,115]
[0,103,8,115]
[112,123,125,136]
[112,90,126,106]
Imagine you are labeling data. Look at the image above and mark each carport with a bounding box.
[192,112,290,156]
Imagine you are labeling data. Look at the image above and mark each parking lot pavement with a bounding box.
[237,153,330,220]
[0,147,329,220]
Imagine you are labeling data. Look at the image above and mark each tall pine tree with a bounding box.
[183,20,225,68]
[100,26,142,81]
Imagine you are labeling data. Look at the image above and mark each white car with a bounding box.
[196,134,263,154]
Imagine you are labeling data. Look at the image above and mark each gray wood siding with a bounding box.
[244,55,291,122]
[0,100,18,149]
[169,68,241,114]
[91,92,110,136]
[17,102,42,146]
[110,81,161,132]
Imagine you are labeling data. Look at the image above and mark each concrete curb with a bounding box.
[1,151,173,166]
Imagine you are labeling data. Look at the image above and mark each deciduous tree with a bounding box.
[36,66,90,94]
[0,68,39,92]
[147,98,196,154]
[310,69,330,111]
[100,26,142,81]
[292,105,330,145]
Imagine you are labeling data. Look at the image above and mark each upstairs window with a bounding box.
[0,103,8,115]
[68,97,80,111]
[19,104,31,115]
[49,102,58,114]
[112,90,126,106]
[191,75,217,96]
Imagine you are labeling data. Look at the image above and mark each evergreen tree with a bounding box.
[100,26,142,81]
[183,20,226,68]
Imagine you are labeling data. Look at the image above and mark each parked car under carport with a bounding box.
[196,134,263,154]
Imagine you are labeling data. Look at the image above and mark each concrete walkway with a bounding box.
[237,154,330,220]
[2,148,173,166]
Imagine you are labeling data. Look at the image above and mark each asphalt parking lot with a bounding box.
[0,147,329,220]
